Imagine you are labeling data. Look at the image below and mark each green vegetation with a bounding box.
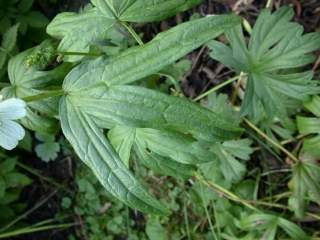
[0,0,319,239]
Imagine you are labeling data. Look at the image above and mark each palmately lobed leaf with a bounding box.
[289,160,320,218]
[47,0,204,62]
[240,213,309,240]
[47,7,117,62]
[108,125,197,179]
[297,96,320,157]
[208,6,320,121]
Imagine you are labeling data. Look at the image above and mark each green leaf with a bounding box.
[277,217,310,240]
[0,158,17,174]
[2,23,20,52]
[0,178,5,198]
[159,59,192,90]
[47,7,117,62]
[208,7,320,121]
[136,128,216,164]
[59,97,169,215]
[146,217,168,240]
[4,173,32,188]
[17,0,34,13]
[135,143,195,179]
[58,15,242,214]
[91,0,136,17]
[23,11,49,28]
[297,96,320,156]
[204,93,240,125]
[118,0,202,22]
[290,161,320,218]
[109,125,197,179]
[61,14,241,81]
[108,125,136,167]
[0,23,20,69]
[92,0,201,22]
[0,52,6,70]
[65,85,242,142]
[35,133,60,162]
[211,139,253,183]
[240,213,308,240]
[1,47,71,134]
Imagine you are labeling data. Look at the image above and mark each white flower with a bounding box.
[0,98,27,150]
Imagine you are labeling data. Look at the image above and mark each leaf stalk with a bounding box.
[243,118,299,163]
[22,89,65,103]
[121,21,144,46]
[193,74,243,102]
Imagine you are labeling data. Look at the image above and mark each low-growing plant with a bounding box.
[0,1,320,239]
[0,151,32,228]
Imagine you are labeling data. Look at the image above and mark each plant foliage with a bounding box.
[208,6,320,121]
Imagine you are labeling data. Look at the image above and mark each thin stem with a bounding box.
[200,184,218,240]
[22,89,64,103]
[121,21,144,46]
[183,200,191,240]
[195,173,258,211]
[0,191,57,232]
[243,118,300,163]
[193,74,242,102]
[58,51,101,57]
[16,161,71,193]
[266,0,273,9]
[0,223,76,239]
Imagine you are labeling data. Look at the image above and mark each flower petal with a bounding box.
[0,119,25,150]
[0,98,26,120]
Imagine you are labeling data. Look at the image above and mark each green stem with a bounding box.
[193,74,242,102]
[58,51,101,57]
[16,162,71,193]
[183,200,191,240]
[243,118,299,163]
[200,184,218,240]
[0,223,76,239]
[195,173,258,211]
[22,89,64,103]
[121,21,144,46]
[0,191,57,233]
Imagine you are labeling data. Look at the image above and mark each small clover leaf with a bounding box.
[0,97,26,150]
